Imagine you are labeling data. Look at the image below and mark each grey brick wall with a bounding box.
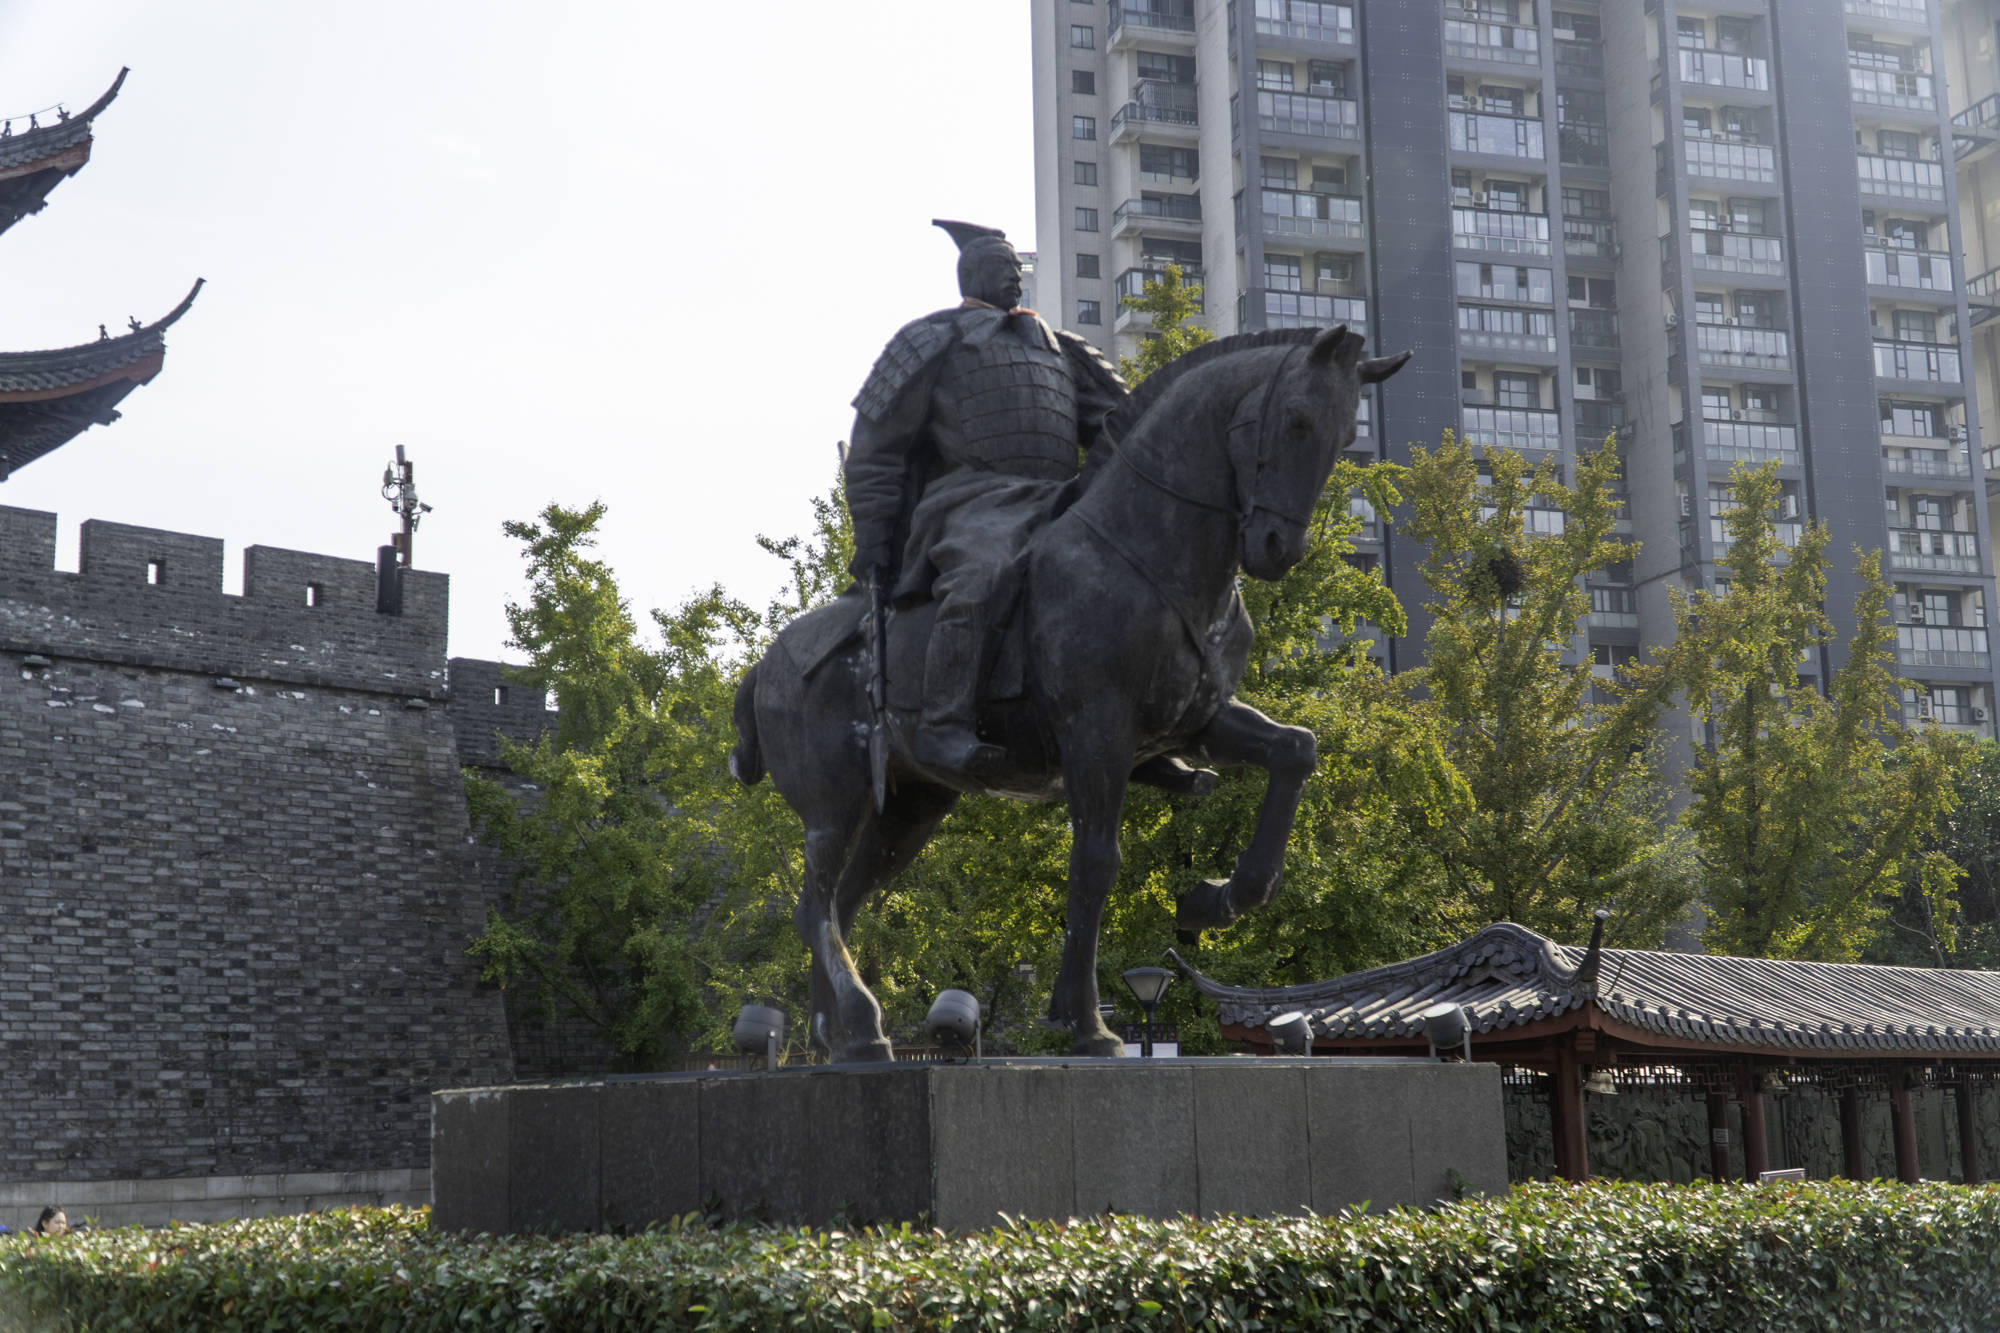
[0,506,517,1182]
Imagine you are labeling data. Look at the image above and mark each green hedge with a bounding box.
[3,1181,1997,1331]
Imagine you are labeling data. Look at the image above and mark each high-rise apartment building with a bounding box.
[1031,0,2000,739]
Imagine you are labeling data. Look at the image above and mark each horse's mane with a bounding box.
[1103,327,1325,443]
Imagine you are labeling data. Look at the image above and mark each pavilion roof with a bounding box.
[0,69,127,236]
[0,280,203,478]
[1173,921,2000,1058]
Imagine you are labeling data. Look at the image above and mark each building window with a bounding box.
[1070,24,1094,47]
[1486,179,1526,212]
[1562,187,1611,220]
[1878,129,1920,159]
[1693,291,1727,323]
[1483,85,1524,117]
[1140,144,1198,178]
[1892,309,1935,342]
[1073,160,1097,186]
[1072,69,1096,95]
[1077,253,1100,278]
[1316,253,1353,285]
[1311,164,1347,192]
[1256,59,1295,91]
[1137,52,1195,83]
[1701,386,1733,418]
[1260,155,1297,188]
[1072,115,1096,140]
[1463,369,1480,391]
[1075,206,1099,231]
[1677,15,1707,48]
[1495,372,1538,409]
[1077,299,1102,324]
[1451,169,1474,203]
[1264,255,1303,291]
[1307,60,1347,96]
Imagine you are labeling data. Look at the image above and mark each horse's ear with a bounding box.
[1359,349,1414,384]
[1307,324,1349,366]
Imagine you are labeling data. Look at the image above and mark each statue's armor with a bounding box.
[926,336,1080,482]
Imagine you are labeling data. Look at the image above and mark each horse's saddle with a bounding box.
[777,579,1030,712]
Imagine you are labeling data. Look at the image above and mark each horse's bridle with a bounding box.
[1114,344,1320,541]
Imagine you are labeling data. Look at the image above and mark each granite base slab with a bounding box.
[431,1057,1504,1233]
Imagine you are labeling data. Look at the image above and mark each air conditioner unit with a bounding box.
[1725,316,1741,326]
[1665,312,1681,330]
[1474,191,1490,207]
[1731,409,1745,421]
[1977,707,1989,722]
[1680,493,1693,517]
[1780,495,1799,519]
[1949,425,1967,442]
[1910,605,1927,623]
[1918,696,1935,718]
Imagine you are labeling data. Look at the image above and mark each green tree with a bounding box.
[1876,739,2000,968]
[1392,434,1696,946]
[1667,462,1961,961]
[1115,264,1213,384]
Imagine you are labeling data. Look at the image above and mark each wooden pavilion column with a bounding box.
[1738,1063,1769,1180]
[1958,1077,1982,1186]
[1707,1092,1731,1182]
[1551,1040,1589,1181]
[1890,1072,1921,1184]
[1840,1085,1866,1180]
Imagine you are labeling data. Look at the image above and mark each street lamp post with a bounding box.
[1121,966,1175,1057]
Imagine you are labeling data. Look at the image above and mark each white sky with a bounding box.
[0,1,1036,661]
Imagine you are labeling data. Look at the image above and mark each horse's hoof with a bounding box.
[1187,768,1219,796]
[835,1037,894,1065]
[1070,1031,1126,1058]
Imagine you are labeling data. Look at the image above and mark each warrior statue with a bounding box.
[843,219,1128,778]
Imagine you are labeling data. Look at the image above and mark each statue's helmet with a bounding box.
[934,218,1020,299]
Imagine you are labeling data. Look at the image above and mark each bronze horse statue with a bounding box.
[730,325,1409,1061]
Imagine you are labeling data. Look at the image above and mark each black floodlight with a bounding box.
[1583,1068,1619,1096]
[733,1003,786,1070]
[926,988,982,1058]
[1421,1001,1473,1061]
[1269,1010,1313,1056]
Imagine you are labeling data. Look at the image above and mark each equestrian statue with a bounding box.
[730,219,1409,1061]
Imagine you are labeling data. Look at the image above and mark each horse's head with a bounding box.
[1235,326,1411,581]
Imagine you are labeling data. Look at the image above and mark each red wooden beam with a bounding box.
[1841,1085,1866,1180]
[1552,1039,1588,1181]
[1739,1062,1768,1180]
[1959,1078,1981,1186]
[1890,1078,1920,1183]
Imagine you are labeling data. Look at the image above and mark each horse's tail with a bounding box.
[728,660,765,787]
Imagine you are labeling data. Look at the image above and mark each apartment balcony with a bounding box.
[1953,94,2000,165]
[1243,0,1356,47]
[1675,136,1777,185]
[1874,338,1962,383]
[1110,81,1199,144]
[1449,110,1546,160]
[1239,287,1368,330]
[1711,516,1804,548]
[1461,404,1561,453]
[1559,122,1610,169]
[1695,322,1791,371]
[1679,418,1802,468]
[1114,266,1204,331]
[1569,307,1619,352]
[1249,187,1363,241]
[1864,245,1954,293]
[1856,153,1946,204]
[1844,0,1930,25]
[1452,206,1551,256]
[1555,39,1603,82]
[1888,527,1981,573]
[1243,88,1361,141]
[1110,195,1202,242]
[1575,402,1624,451]
[1899,626,1991,669]
[1689,228,1784,277]
[1882,439,1973,480]
[1108,2,1196,49]
[1675,48,1770,92]
[1851,65,1936,114]
[1457,304,1557,356]
[1563,216,1616,260]
[1443,13,1541,67]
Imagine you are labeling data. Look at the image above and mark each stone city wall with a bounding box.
[0,506,530,1200]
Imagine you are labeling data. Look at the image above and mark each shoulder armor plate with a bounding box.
[1056,329,1129,401]
[852,316,956,422]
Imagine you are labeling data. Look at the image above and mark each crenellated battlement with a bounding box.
[0,505,451,697]
[447,657,559,768]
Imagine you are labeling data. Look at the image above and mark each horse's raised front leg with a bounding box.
[1175,698,1317,934]
[1048,724,1136,1057]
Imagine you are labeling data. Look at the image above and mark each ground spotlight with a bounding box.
[733,1003,786,1071]
[1268,1010,1313,1055]
[926,988,982,1058]
[1421,1001,1472,1061]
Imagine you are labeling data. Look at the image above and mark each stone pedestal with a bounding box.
[431,1057,1505,1234]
